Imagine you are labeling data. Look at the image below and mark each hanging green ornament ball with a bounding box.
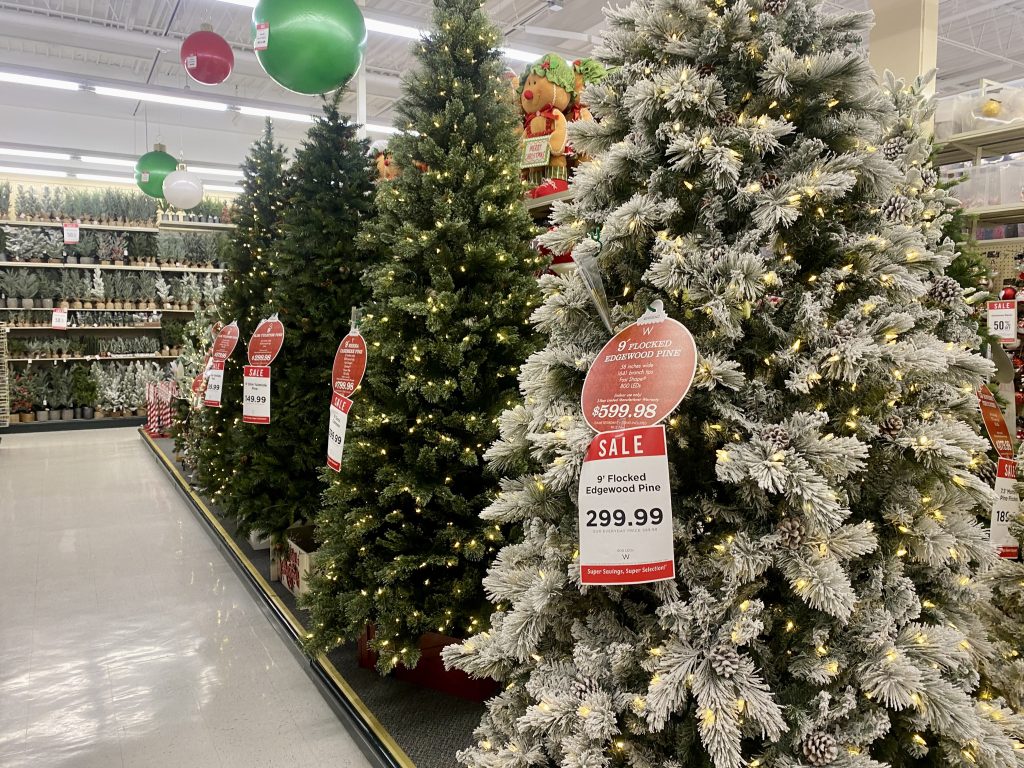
[252,0,366,96]
[134,144,178,199]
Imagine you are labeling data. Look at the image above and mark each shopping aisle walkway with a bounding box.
[0,429,372,768]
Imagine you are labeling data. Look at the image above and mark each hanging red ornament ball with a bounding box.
[1000,285,1018,300]
[180,27,234,86]
[1016,391,1024,407]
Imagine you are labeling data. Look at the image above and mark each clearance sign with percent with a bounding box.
[577,301,697,586]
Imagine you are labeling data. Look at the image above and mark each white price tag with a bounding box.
[185,54,198,70]
[987,300,1017,344]
[203,360,225,408]
[242,365,271,424]
[254,22,270,51]
[326,393,353,472]
[63,221,79,245]
[51,307,68,330]
[577,425,675,585]
[992,458,1021,558]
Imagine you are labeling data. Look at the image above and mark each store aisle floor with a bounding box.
[0,429,372,768]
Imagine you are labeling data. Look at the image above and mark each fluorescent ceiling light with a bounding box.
[94,86,228,111]
[206,184,244,193]
[0,148,71,160]
[501,47,542,63]
[0,71,78,90]
[365,124,400,135]
[0,166,69,177]
[237,105,314,123]
[364,18,423,40]
[190,166,242,178]
[80,155,137,168]
[76,174,135,184]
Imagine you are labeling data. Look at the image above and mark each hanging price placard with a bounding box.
[577,425,675,585]
[242,365,271,424]
[253,22,270,51]
[332,330,366,397]
[51,307,68,330]
[248,315,285,366]
[987,300,1018,344]
[211,321,240,362]
[992,458,1021,559]
[581,301,697,432]
[326,393,353,472]
[62,221,80,245]
[978,385,1014,458]
[203,360,225,408]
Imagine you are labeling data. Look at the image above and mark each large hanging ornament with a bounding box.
[180,25,234,86]
[251,0,366,95]
[135,144,178,199]
[163,164,205,210]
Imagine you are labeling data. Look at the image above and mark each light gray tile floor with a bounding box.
[0,428,372,768]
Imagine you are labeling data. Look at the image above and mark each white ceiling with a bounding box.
[0,0,1021,173]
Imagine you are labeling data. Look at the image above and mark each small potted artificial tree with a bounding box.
[71,364,97,419]
[31,367,50,422]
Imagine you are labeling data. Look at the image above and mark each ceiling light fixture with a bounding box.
[546,1,564,10]
[237,105,314,123]
[189,166,243,178]
[78,155,138,168]
[0,148,72,160]
[76,173,136,184]
[0,72,79,90]
[0,165,69,177]
[93,86,229,111]
[205,184,245,193]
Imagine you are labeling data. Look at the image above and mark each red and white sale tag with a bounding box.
[248,315,285,366]
[992,458,1021,558]
[332,330,366,397]
[978,385,1014,458]
[326,393,353,472]
[211,321,240,362]
[254,22,270,51]
[242,365,271,424]
[987,300,1017,344]
[581,302,697,432]
[203,360,225,408]
[51,307,68,330]
[62,221,79,245]
[577,425,675,585]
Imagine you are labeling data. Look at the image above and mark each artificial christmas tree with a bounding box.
[303,0,542,673]
[191,120,288,511]
[224,94,376,539]
[444,2,1024,768]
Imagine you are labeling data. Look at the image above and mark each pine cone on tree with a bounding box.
[760,171,780,189]
[802,733,839,766]
[881,136,909,162]
[777,517,804,548]
[716,110,738,127]
[832,319,856,341]
[881,195,912,221]
[760,424,791,449]
[763,0,788,14]
[928,275,962,306]
[879,413,904,436]
[920,167,938,188]
[973,458,997,488]
[709,645,740,678]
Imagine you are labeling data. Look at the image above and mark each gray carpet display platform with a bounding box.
[147,435,484,768]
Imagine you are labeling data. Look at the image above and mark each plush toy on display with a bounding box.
[519,53,574,199]
[251,0,367,95]
[163,164,205,210]
[565,58,606,165]
[134,144,178,199]
[533,228,574,275]
[180,25,234,85]
[368,140,399,183]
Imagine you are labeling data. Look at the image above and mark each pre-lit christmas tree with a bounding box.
[192,120,288,513]
[224,95,376,538]
[444,2,1024,767]
[303,0,542,672]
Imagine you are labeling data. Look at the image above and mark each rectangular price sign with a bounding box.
[51,307,68,330]
[203,360,225,408]
[521,136,551,169]
[62,221,79,245]
[577,425,675,585]
[987,300,1017,343]
[242,365,271,425]
[254,22,270,51]
[992,458,1021,559]
[326,393,353,472]
[978,385,1014,458]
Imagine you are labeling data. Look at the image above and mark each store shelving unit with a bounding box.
[8,354,177,363]
[0,328,8,428]
[0,260,224,274]
[0,306,197,314]
[2,218,235,234]
[524,189,573,220]
[936,122,1024,166]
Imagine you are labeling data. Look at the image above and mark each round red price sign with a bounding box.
[581,306,697,433]
[190,372,205,395]
[248,316,285,366]
[332,330,366,397]
[211,322,239,362]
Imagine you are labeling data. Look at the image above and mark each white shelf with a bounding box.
[8,354,175,363]
[4,325,161,331]
[0,260,224,274]
[2,218,235,233]
[0,306,197,313]
[936,123,1024,165]
[524,189,573,219]
[964,203,1024,224]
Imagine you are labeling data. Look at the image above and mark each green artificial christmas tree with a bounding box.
[444,2,1024,768]
[223,94,376,539]
[192,120,288,510]
[303,0,542,672]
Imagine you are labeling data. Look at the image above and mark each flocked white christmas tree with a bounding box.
[444,1,1024,767]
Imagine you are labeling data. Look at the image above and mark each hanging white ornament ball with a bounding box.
[163,166,204,210]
